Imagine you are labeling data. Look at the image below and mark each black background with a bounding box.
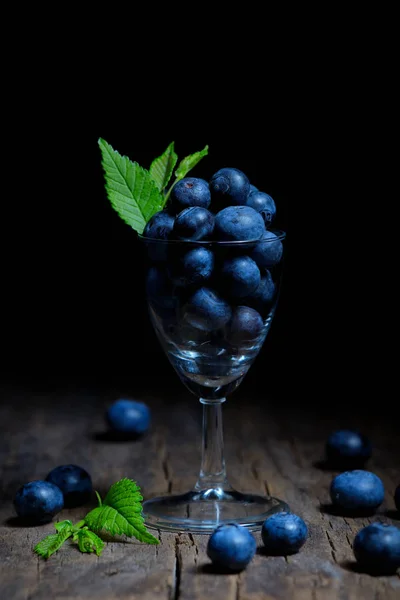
[0,34,394,417]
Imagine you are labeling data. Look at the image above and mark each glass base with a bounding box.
[142,487,289,533]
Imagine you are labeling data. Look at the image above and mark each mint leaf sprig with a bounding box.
[34,478,159,559]
[98,138,209,235]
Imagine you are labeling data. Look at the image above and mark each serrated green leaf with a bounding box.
[98,138,164,234]
[175,145,209,180]
[54,520,73,533]
[149,142,178,193]
[84,478,159,545]
[73,528,105,556]
[34,525,73,559]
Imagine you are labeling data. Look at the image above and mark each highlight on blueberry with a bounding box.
[106,398,151,436]
[207,523,257,571]
[13,480,64,524]
[45,464,93,508]
[329,470,384,513]
[353,522,400,574]
[325,429,372,467]
[261,511,308,555]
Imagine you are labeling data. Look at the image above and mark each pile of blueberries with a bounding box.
[143,167,284,346]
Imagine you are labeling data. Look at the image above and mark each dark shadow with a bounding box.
[4,516,53,528]
[341,559,398,576]
[319,503,378,518]
[384,509,400,520]
[91,431,145,442]
[313,459,369,472]
[198,563,244,575]
[256,545,297,557]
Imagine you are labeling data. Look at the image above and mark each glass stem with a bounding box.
[194,398,232,492]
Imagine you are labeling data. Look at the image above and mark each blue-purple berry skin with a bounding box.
[250,230,283,268]
[242,270,276,315]
[246,190,276,227]
[169,177,211,213]
[142,210,175,261]
[209,167,250,209]
[106,399,151,435]
[183,287,232,332]
[261,512,308,555]
[46,464,92,508]
[13,480,64,523]
[330,470,384,512]
[214,206,265,242]
[207,523,257,571]
[168,246,214,287]
[221,255,261,298]
[173,206,215,241]
[326,430,372,467]
[395,484,400,512]
[353,523,400,574]
[228,306,264,345]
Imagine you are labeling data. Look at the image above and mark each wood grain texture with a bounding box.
[0,383,399,600]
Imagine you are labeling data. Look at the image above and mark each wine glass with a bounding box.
[139,231,288,533]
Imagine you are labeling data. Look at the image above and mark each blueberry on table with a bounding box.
[168,177,211,214]
[13,480,64,523]
[246,190,276,227]
[325,429,372,467]
[220,255,261,298]
[214,206,265,242]
[250,230,283,269]
[261,512,308,555]
[207,523,256,571]
[395,484,400,512]
[183,287,232,332]
[45,464,93,508]
[227,306,264,346]
[209,167,250,209]
[330,470,384,513]
[106,398,151,435]
[168,246,214,287]
[353,523,400,574]
[172,206,215,241]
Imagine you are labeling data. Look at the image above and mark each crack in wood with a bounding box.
[264,480,271,496]
[325,530,337,563]
[251,461,259,481]
[170,534,182,600]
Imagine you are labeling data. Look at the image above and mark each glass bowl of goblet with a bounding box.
[139,230,288,533]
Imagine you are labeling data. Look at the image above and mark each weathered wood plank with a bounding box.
[0,385,399,600]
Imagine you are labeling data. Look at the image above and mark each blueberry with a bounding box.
[142,210,175,261]
[209,167,250,209]
[172,207,215,241]
[220,255,261,298]
[227,306,264,346]
[326,430,372,468]
[353,523,400,574]
[246,190,276,227]
[250,230,283,269]
[46,464,92,508]
[330,470,384,513]
[13,480,64,523]
[207,523,256,571]
[106,398,151,435]
[168,177,211,214]
[395,484,400,512]
[248,184,258,194]
[146,266,178,313]
[214,206,265,242]
[261,512,308,555]
[183,287,232,332]
[168,246,214,287]
[242,270,276,315]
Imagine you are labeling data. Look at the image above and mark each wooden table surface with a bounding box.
[0,381,399,600]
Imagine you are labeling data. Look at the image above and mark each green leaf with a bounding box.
[98,138,164,234]
[174,145,209,180]
[149,142,178,193]
[54,520,73,533]
[84,478,159,545]
[34,524,74,559]
[73,528,104,556]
